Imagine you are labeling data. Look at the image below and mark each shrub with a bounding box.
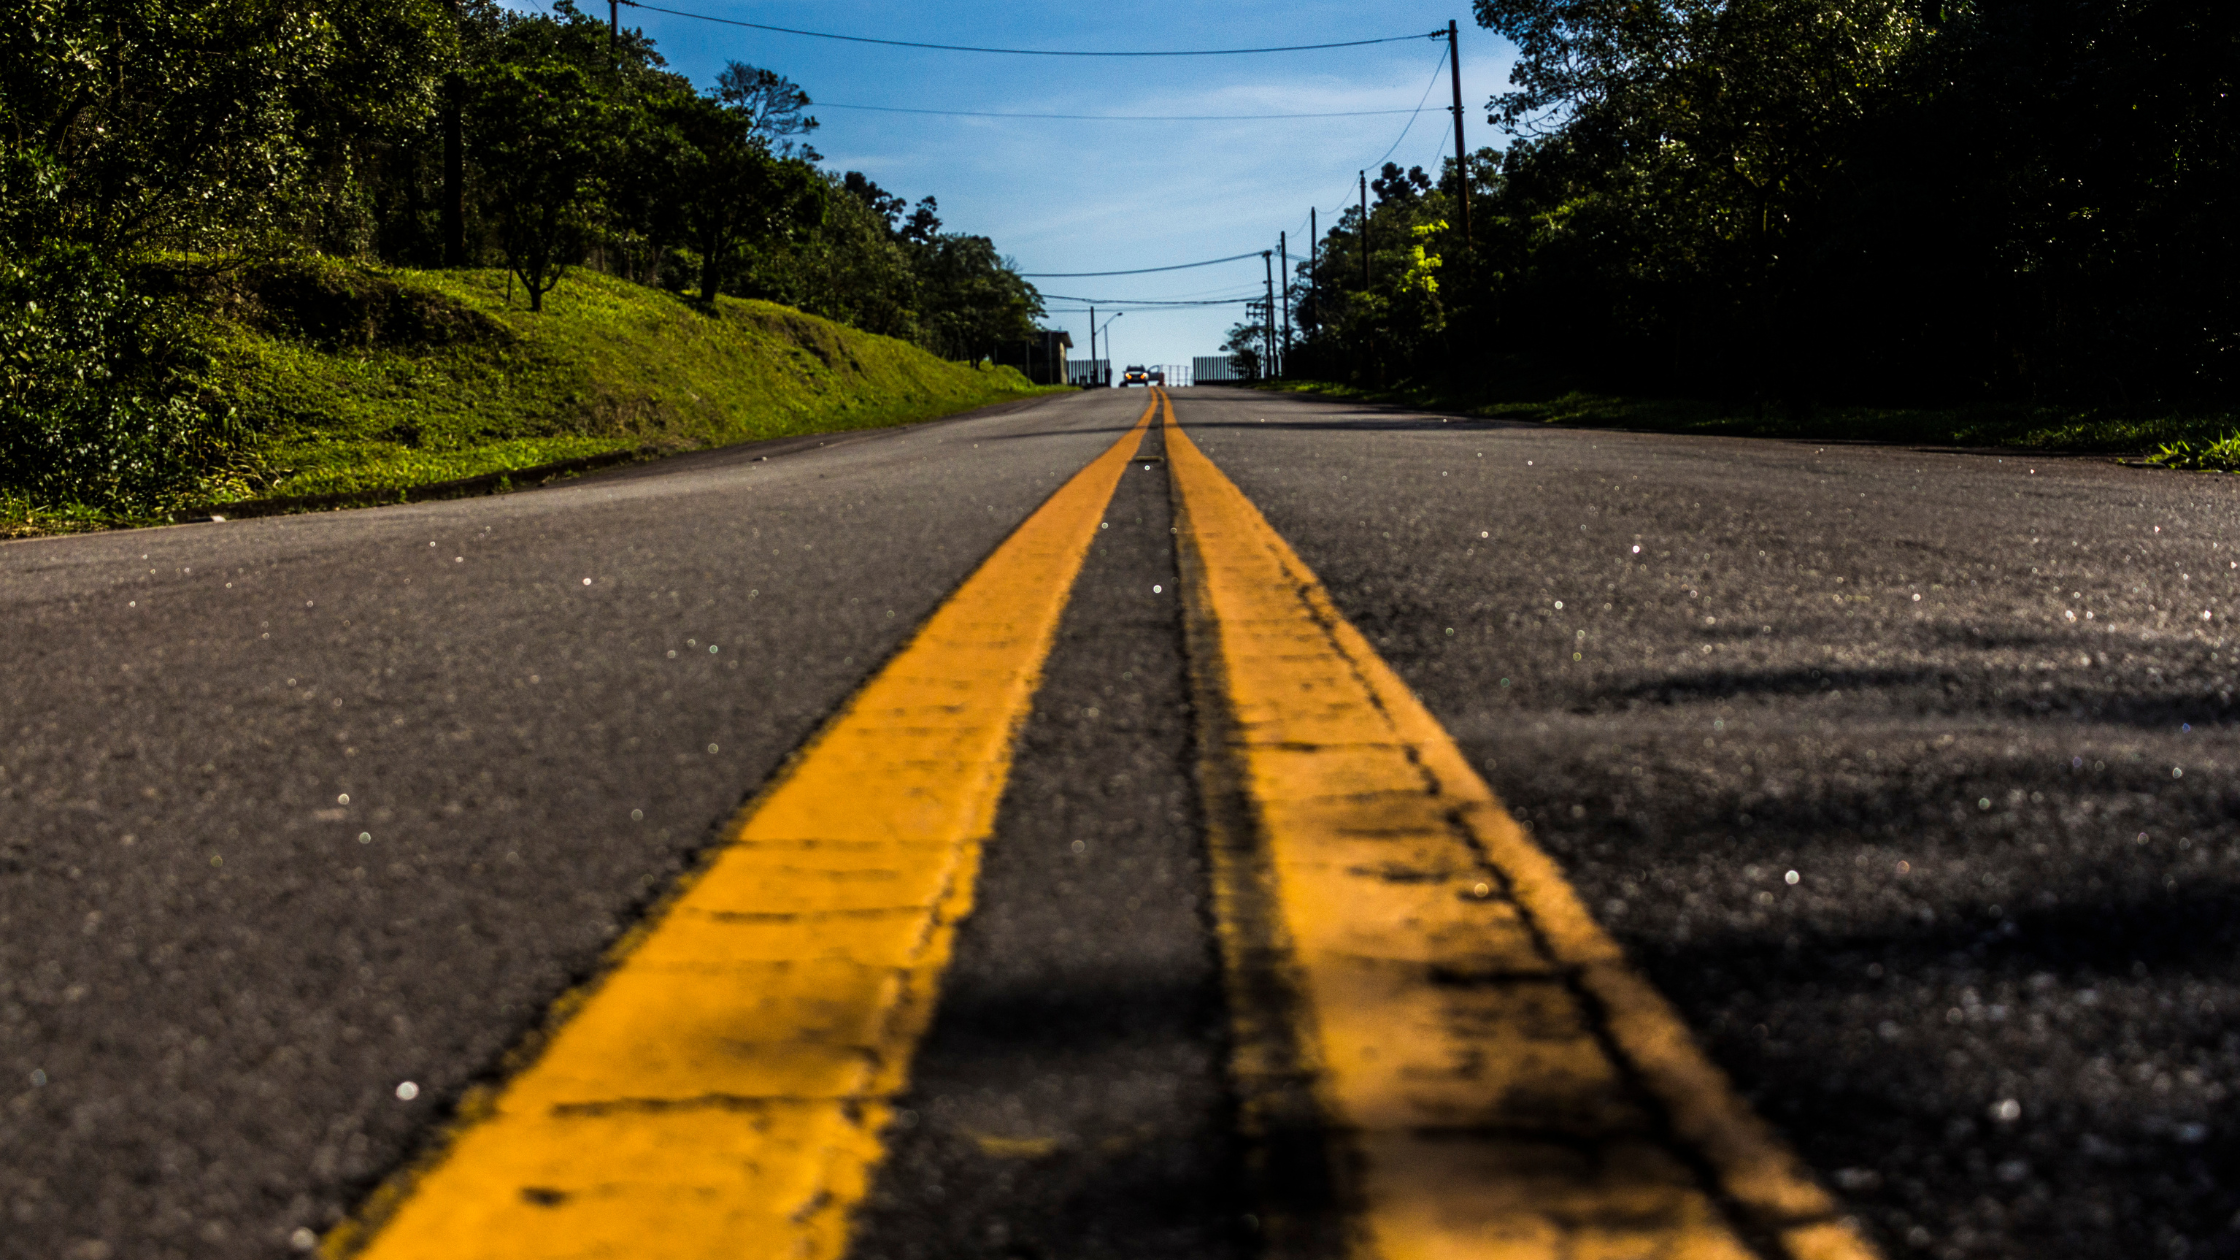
[0,149,239,512]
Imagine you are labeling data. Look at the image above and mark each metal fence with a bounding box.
[1193,356,1245,383]
[1063,361,1202,386]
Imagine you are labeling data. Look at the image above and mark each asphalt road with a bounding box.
[0,392,1143,1258]
[847,419,1250,1260]
[4,385,2237,1260]
[1178,389,2240,1260]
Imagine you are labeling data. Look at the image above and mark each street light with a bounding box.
[1097,311,1124,387]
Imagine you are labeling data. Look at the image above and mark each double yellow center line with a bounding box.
[329,390,1877,1260]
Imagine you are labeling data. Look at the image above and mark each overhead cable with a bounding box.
[1020,252,1264,278]
[1041,293,1255,306]
[1366,46,1450,177]
[1292,46,1452,242]
[817,102,1425,121]
[620,1,1436,56]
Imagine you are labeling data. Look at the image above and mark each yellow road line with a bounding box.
[1162,391,1877,1260]
[330,397,1157,1260]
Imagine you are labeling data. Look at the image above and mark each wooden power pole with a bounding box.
[1262,250,1276,379]
[1447,19,1471,250]
[1360,171,1371,293]
[1279,231,1290,375]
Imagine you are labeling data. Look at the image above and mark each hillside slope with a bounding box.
[196,261,1050,506]
[4,261,1053,535]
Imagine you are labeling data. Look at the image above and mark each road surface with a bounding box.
[2,386,2234,1259]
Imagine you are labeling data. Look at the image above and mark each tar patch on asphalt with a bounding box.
[845,422,1251,1260]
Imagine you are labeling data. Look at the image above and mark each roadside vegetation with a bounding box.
[2,0,1054,534]
[1247,1,2235,455]
[2139,434,2240,473]
[1251,378,2240,462]
[5,257,1043,536]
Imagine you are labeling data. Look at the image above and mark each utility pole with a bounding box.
[1360,170,1371,293]
[1087,305,1096,387]
[610,0,620,56]
[1280,232,1292,367]
[1262,250,1276,380]
[1447,19,1471,251]
[1309,206,1317,342]
[1360,170,1377,387]
[442,0,464,267]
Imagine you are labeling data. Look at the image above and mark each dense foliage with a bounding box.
[1,0,1041,511]
[1288,0,2238,408]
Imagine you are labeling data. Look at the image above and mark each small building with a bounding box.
[994,329,1075,386]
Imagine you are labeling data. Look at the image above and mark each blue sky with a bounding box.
[531,1,1518,367]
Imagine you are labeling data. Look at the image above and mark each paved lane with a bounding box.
[0,390,1146,1257]
[847,418,1248,1260]
[1172,387,2240,1260]
[11,381,2237,1260]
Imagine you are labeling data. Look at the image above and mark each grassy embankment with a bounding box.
[5,260,1058,535]
[1252,378,2240,468]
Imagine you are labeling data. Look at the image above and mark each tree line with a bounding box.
[2,0,1043,508]
[1272,0,2236,409]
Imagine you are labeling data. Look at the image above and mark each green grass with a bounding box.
[0,490,117,539]
[222,264,1057,500]
[4,260,1059,536]
[1251,378,2240,459]
[2139,433,2240,472]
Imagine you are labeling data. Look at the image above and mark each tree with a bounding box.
[2,0,453,255]
[744,170,920,339]
[465,58,614,310]
[0,146,233,512]
[1221,320,1263,379]
[1370,163,1432,207]
[1464,0,1946,395]
[1449,0,2239,404]
[714,63,820,161]
[1,0,1078,516]
[657,91,823,304]
[840,172,907,229]
[911,233,1039,361]
[899,196,942,245]
[0,0,450,512]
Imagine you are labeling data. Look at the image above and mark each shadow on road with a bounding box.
[1593,663,2239,732]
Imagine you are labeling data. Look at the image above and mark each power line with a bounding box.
[1366,45,1449,175]
[1128,278,1276,299]
[1042,293,1256,306]
[1288,45,1452,252]
[1020,252,1264,278]
[1045,285,1263,308]
[620,1,1436,57]
[1016,50,1453,276]
[1044,299,1256,307]
[816,102,1425,122]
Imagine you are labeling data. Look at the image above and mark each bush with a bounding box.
[0,149,239,513]
[159,255,513,351]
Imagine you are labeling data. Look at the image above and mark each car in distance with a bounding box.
[1121,365,1151,386]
